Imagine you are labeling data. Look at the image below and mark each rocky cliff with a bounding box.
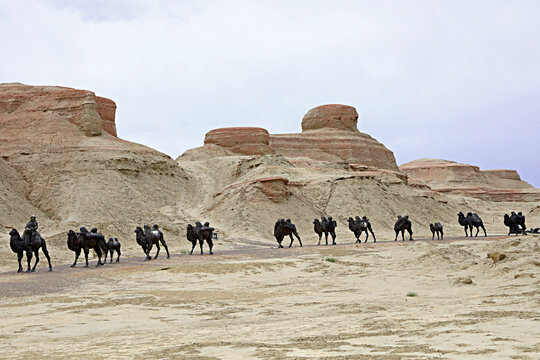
[400,158,539,202]
[270,105,399,171]
[0,83,190,231]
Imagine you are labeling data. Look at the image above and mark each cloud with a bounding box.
[1,0,539,186]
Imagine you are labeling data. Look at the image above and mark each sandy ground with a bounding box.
[0,234,538,359]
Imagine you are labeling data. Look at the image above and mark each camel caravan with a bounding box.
[6,210,536,272]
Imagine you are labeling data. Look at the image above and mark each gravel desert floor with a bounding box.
[0,235,539,359]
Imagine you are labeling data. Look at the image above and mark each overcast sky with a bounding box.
[1,0,539,186]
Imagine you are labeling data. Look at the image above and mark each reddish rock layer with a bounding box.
[0,83,117,137]
[204,127,274,155]
[270,104,399,171]
[302,104,358,132]
[400,158,538,202]
[96,96,117,136]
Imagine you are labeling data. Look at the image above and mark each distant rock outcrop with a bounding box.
[400,158,539,202]
[204,127,274,155]
[270,105,399,171]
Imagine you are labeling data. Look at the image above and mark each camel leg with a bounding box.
[110,249,114,263]
[475,226,479,237]
[481,225,487,237]
[364,230,369,243]
[199,239,204,255]
[17,252,23,273]
[189,241,196,255]
[71,248,81,267]
[103,249,108,263]
[154,242,161,259]
[40,242,52,271]
[294,230,302,247]
[26,251,33,272]
[31,250,39,272]
[440,230,443,240]
[83,248,90,267]
[116,248,121,262]
[145,243,152,260]
[408,228,414,241]
[331,230,336,245]
[371,230,376,243]
[464,226,469,237]
[317,234,321,246]
[324,232,328,246]
[161,240,170,258]
[401,230,405,241]
[355,232,360,243]
[96,246,104,266]
[394,230,399,241]
[431,231,435,240]
[277,235,284,248]
[288,234,294,248]
[207,239,214,255]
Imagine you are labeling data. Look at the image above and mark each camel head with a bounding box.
[134,226,143,234]
[313,219,320,224]
[187,224,193,230]
[9,228,20,238]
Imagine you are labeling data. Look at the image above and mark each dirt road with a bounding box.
[0,234,538,359]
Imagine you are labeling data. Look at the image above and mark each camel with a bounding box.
[394,215,413,241]
[134,224,170,260]
[429,222,444,240]
[67,228,105,267]
[313,218,323,245]
[322,216,337,245]
[9,228,52,273]
[347,217,361,243]
[274,218,302,248]
[315,216,337,246]
[101,237,121,263]
[504,212,526,235]
[186,222,214,255]
[354,216,376,243]
[458,212,487,237]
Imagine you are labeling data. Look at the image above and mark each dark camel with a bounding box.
[354,216,376,243]
[101,237,121,263]
[429,222,444,240]
[458,212,487,237]
[134,224,170,260]
[315,216,337,245]
[394,215,413,241]
[187,222,214,255]
[274,218,302,248]
[67,228,105,267]
[504,212,526,235]
[9,228,52,273]
[313,218,323,245]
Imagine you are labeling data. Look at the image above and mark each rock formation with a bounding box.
[270,105,399,171]
[0,83,190,227]
[400,158,539,202]
[204,127,274,155]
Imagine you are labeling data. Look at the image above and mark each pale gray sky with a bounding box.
[1,0,539,186]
